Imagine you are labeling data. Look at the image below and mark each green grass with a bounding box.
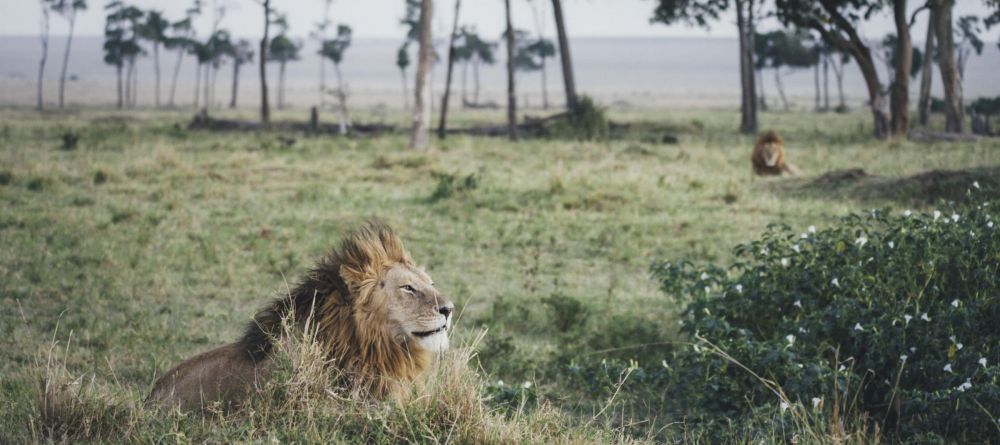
[1,106,998,443]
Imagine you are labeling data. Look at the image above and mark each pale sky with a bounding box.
[0,0,997,42]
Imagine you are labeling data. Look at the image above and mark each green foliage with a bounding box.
[319,24,352,65]
[969,96,1000,115]
[651,196,1000,441]
[429,171,480,202]
[550,96,608,141]
[541,293,590,333]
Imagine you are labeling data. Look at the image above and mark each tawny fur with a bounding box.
[147,221,449,411]
[751,131,798,176]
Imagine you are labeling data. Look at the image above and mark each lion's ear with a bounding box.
[340,264,366,294]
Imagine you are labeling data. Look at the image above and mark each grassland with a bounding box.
[1,106,998,443]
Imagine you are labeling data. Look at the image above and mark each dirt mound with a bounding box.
[798,166,999,205]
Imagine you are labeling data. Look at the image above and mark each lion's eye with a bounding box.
[401,285,416,293]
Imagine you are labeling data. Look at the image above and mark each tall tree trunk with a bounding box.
[889,0,912,137]
[230,62,240,108]
[835,66,846,110]
[504,0,518,140]
[278,61,287,109]
[551,0,577,110]
[334,62,350,134]
[461,60,468,106]
[203,64,211,109]
[37,4,50,111]
[116,64,123,109]
[774,69,789,110]
[931,0,963,133]
[125,58,133,108]
[813,63,820,111]
[400,68,409,110]
[260,0,271,124]
[437,0,462,139]
[152,42,161,108]
[822,54,830,110]
[473,57,480,104]
[735,0,757,134]
[409,0,433,150]
[193,62,201,108]
[212,65,219,108]
[917,9,935,127]
[319,0,331,108]
[541,56,549,110]
[169,49,184,107]
[756,68,767,110]
[58,15,76,108]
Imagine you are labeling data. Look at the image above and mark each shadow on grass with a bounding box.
[777,165,1000,206]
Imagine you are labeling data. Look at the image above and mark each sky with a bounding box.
[1,0,998,42]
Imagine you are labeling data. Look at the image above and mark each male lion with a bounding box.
[751,130,798,176]
[146,221,455,411]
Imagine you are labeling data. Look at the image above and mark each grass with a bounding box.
[1,105,998,443]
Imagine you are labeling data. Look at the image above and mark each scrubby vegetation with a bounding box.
[2,108,999,443]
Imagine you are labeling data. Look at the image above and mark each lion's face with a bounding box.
[377,263,454,352]
[762,142,782,167]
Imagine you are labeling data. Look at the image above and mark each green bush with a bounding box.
[651,194,1000,441]
[550,96,608,141]
[428,171,479,202]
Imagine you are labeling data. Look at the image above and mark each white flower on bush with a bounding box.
[888,240,895,249]
[904,210,913,217]
[497,379,505,386]
[904,314,913,325]
[934,210,941,220]
[522,381,532,389]
[956,379,972,392]
[855,236,868,247]
[943,363,953,373]
[980,358,988,368]
[808,225,817,233]
[792,244,801,253]
[811,397,822,409]
[957,343,963,350]
[794,300,802,308]
[839,364,846,372]
[735,284,743,293]
[973,181,981,189]
[900,354,908,362]
[921,313,931,322]
[831,277,840,287]
[760,247,769,256]
[951,213,960,222]
[704,286,711,294]
[910,346,917,353]
[781,257,790,267]
[854,323,864,331]
[700,272,709,280]
[780,402,790,412]
[786,334,796,346]
[989,221,995,229]
[952,299,961,308]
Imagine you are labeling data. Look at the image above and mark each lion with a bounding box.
[146,221,455,411]
[751,131,798,176]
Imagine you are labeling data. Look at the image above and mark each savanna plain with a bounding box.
[1,107,999,443]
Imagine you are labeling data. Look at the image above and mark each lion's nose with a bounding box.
[438,305,454,318]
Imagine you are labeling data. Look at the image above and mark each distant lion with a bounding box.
[146,221,455,411]
[751,131,798,176]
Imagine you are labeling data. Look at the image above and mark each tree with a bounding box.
[454,28,496,106]
[165,12,197,107]
[396,44,411,109]
[550,0,577,111]
[776,0,907,139]
[409,0,433,150]
[930,0,963,133]
[755,30,817,111]
[311,0,333,108]
[525,38,555,109]
[955,16,984,82]
[269,32,300,110]
[258,0,273,124]
[653,0,759,134]
[228,39,253,108]
[504,0,518,140]
[206,30,233,109]
[437,0,462,139]
[138,9,168,108]
[320,25,353,134]
[37,0,51,111]
[104,1,142,109]
[52,0,87,109]
[917,8,936,126]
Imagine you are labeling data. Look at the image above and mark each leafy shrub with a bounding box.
[550,96,608,141]
[429,172,479,202]
[542,293,590,333]
[651,195,1000,442]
